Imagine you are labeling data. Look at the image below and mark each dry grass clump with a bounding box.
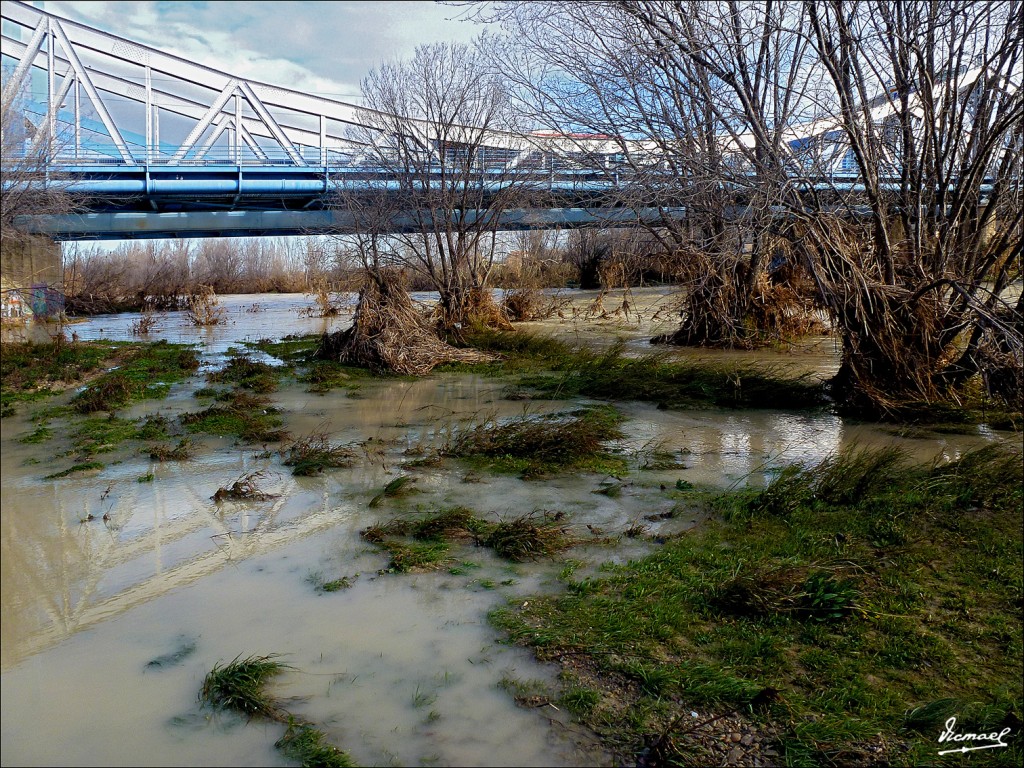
[316,274,495,375]
[481,512,574,562]
[707,566,859,622]
[212,470,278,503]
[129,308,161,336]
[501,287,568,322]
[436,286,514,332]
[186,285,226,326]
[440,405,625,477]
[149,438,194,461]
[282,428,357,476]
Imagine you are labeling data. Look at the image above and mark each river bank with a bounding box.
[1,290,1019,766]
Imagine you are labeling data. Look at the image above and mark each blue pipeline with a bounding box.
[46,165,996,198]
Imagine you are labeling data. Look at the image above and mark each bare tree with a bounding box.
[478,0,1023,413]
[345,40,529,332]
[792,0,1024,412]
[2,61,77,319]
[477,1,822,348]
[1,64,73,248]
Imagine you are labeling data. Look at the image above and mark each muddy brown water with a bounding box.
[1,289,1012,766]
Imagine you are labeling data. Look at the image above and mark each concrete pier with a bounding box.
[1,236,63,320]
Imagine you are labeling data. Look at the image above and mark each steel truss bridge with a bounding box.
[3,2,998,242]
[2,1,685,240]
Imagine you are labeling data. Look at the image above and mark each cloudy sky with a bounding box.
[38,1,489,102]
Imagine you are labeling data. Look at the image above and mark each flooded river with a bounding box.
[1,289,1013,766]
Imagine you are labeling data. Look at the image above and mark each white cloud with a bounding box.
[41,1,489,100]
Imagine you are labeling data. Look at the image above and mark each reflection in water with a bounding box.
[0,290,1010,766]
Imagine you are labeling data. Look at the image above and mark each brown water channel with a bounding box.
[1,289,1012,766]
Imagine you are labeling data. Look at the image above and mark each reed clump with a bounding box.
[200,654,291,720]
[282,429,357,476]
[438,405,626,478]
[199,655,355,767]
[316,272,495,376]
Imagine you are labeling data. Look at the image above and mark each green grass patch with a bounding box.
[44,460,105,479]
[208,355,284,394]
[200,653,354,766]
[0,340,123,412]
[302,360,372,394]
[244,334,321,362]
[18,424,53,444]
[136,414,171,440]
[71,416,140,457]
[180,392,288,443]
[490,444,1023,767]
[200,653,290,719]
[71,341,199,413]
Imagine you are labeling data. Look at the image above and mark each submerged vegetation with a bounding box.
[362,507,575,572]
[454,329,828,411]
[2,278,1017,767]
[282,428,357,476]
[490,445,1023,767]
[432,404,627,478]
[200,654,354,767]
[181,391,288,444]
[0,338,198,416]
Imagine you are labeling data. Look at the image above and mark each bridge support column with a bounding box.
[1,236,64,321]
